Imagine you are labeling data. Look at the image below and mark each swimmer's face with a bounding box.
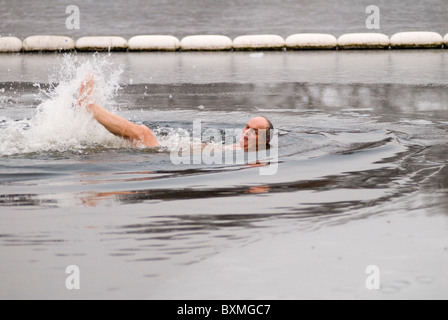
[240,117,270,150]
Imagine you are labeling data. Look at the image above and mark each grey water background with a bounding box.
[1,0,448,39]
[1,1,448,300]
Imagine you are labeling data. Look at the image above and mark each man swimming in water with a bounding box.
[77,74,273,150]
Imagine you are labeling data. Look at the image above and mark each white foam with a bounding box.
[0,54,131,156]
[154,126,204,153]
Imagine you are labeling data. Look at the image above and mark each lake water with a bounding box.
[1,1,448,300]
[1,0,448,39]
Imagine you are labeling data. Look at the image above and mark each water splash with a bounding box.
[0,54,131,156]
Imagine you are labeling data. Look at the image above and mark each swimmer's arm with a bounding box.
[77,73,159,147]
[86,103,160,147]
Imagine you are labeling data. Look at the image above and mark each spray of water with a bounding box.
[0,54,132,156]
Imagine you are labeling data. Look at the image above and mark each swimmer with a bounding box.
[77,74,273,150]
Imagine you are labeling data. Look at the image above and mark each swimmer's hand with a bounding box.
[76,73,95,109]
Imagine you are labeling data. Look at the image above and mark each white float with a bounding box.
[76,36,128,51]
[180,35,232,51]
[285,34,337,49]
[0,37,23,52]
[233,35,285,50]
[128,35,180,51]
[22,35,75,52]
[390,32,443,49]
[337,33,390,49]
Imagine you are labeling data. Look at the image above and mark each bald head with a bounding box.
[239,116,274,150]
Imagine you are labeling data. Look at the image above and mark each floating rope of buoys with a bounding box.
[1,31,447,53]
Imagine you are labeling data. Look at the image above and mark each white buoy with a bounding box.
[337,33,390,49]
[390,32,443,49]
[285,34,337,50]
[128,35,180,51]
[180,35,233,51]
[0,37,23,53]
[23,35,75,52]
[76,36,128,51]
[443,33,448,46]
[233,35,285,50]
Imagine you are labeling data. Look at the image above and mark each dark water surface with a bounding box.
[1,51,448,299]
